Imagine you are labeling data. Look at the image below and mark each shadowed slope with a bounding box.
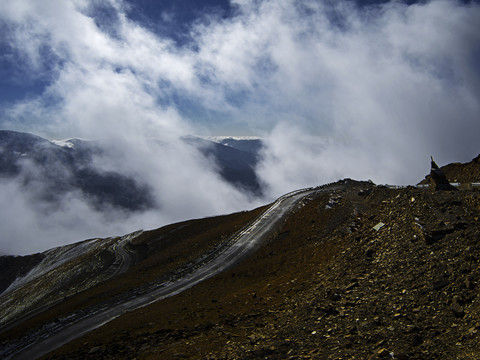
[41,182,480,360]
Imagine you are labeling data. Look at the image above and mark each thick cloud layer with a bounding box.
[0,0,479,254]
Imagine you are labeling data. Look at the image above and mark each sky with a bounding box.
[0,0,479,254]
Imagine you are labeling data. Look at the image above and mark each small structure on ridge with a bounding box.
[429,156,457,191]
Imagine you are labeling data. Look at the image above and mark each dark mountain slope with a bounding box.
[0,253,45,294]
[214,137,263,156]
[40,182,480,359]
[183,136,263,196]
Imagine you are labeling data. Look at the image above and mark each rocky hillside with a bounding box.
[1,156,479,359]
[33,182,478,360]
[420,154,480,186]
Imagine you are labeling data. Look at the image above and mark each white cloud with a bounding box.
[0,0,479,253]
[185,0,479,192]
[0,179,123,255]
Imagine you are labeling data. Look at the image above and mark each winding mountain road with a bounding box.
[110,231,141,278]
[4,187,325,360]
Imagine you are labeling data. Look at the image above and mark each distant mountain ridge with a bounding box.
[0,130,264,212]
[0,130,153,211]
[184,136,263,196]
[204,136,263,156]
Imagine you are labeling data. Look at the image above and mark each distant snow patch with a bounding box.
[51,139,76,148]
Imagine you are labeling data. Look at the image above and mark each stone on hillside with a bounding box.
[373,222,385,231]
[451,296,465,318]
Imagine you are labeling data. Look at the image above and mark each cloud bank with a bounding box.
[0,0,479,254]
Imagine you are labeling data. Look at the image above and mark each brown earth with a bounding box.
[39,182,480,359]
[2,155,480,359]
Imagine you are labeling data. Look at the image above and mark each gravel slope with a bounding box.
[42,182,480,359]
